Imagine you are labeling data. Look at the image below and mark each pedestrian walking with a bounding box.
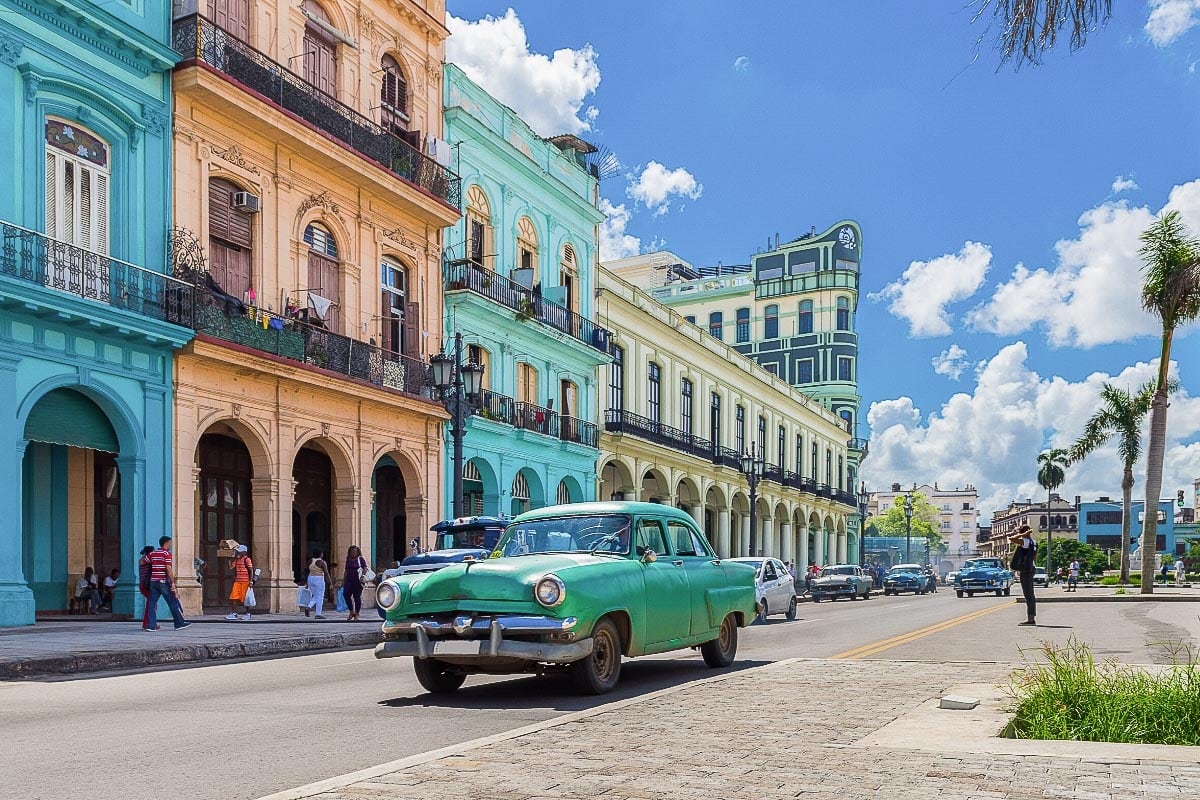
[304,549,331,619]
[138,546,154,629]
[145,536,191,631]
[342,545,370,621]
[1009,525,1037,626]
[1175,558,1187,586]
[1160,560,1169,584]
[226,544,254,621]
[1067,559,1080,592]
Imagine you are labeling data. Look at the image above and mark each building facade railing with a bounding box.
[514,401,558,437]
[754,268,859,300]
[603,410,714,459]
[473,390,596,448]
[712,446,742,471]
[560,415,598,448]
[172,14,461,208]
[445,259,610,353]
[1,221,194,327]
[847,437,869,455]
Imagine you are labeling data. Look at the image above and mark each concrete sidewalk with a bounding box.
[0,615,381,679]
[264,658,1200,800]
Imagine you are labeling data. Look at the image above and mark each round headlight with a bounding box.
[534,575,566,608]
[376,581,401,611]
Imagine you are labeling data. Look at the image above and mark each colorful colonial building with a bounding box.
[596,268,855,564]
[0,0,189,625]
[440,64,607,517]
[168,0,460,613]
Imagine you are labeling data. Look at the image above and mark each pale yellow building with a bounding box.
[169,0,460,613]
[596,268,855,566]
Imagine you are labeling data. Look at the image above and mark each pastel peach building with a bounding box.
[169,0,459,613]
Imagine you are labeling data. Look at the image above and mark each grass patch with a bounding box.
[1005,638,1200,746]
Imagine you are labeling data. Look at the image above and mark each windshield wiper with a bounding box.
[589,534,622,554]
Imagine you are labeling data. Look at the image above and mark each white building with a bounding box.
[868,483,980,570]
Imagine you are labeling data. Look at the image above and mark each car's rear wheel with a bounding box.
[701,613,738,668]
[412,658,467,694]
[570,617,622,695]
[786,596,797,620]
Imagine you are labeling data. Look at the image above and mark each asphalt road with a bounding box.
[2,589,1192,800]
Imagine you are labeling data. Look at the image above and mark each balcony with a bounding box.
[1,221,194,328]
[445,259,611,354]
[172,14,460,209]
[829,487,858,508]
[193,301,433,401]
[755,268,859,300]
[472,390,597,448]
[847,437,869,456]
[603,410,714,460]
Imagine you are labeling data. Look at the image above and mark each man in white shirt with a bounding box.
[1067,559,1079,592]
[101,568,119,609]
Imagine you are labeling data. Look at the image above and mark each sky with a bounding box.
[444,1,1200,516]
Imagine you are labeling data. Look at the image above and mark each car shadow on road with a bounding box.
[378,657,772,712]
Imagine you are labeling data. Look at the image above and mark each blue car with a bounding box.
[953,558,1013,598]
[883,563,928,596]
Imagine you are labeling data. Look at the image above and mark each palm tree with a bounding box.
[976,0,1112,68]
[1137,211,1200,593]
[1067,383,1156,584]
[1036,449,1069,579]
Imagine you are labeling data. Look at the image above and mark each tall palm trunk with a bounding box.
[1140,333,1173,594]
[1119,465,1133,584]
[1046,486,1054,579]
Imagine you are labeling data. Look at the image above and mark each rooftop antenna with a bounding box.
[775,232,779,249]
[584,145,621,181]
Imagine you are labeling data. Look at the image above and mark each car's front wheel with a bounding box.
[570,617,622,694]
[412,658,467,694]
[700,613,738,668]
[756,601,769,623]
[786,596,797,620]
[956,590,964,598]
[1004,586,1012,596]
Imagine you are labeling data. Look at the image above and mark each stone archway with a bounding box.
[598,457,635,501]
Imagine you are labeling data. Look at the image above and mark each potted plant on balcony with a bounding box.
[515,296,537,323]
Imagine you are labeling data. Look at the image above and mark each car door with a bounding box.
[666,519,726,637]
[636,517,691,647]
[768,559,792,610]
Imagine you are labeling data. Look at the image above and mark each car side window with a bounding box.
[763,561,777,580]
[636,519,668,557]
[666,521,699,557]
[690,530,712,558]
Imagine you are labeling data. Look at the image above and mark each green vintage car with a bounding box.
[374,502,757,694]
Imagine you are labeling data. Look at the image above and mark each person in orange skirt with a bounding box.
[226,545,254,621]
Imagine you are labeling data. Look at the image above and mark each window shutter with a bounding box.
[484,224,495,270]
[45,151,57,239]
[62,161,76,245]
[402,301,420,358]
[93,169,109,255]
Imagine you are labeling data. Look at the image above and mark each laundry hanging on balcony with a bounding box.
[308,293,333,321]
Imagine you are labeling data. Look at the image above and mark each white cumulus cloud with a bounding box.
[598,198,641,261]
[447,9,601,136]
[1111,175,1139,194]
[733,55,751,71]
[871,241,992,338]
[932,344,973,381]
[627,162,703,217]
[1146,0,1200,47]
[968,178,1200,348]
[863,342,1200,517]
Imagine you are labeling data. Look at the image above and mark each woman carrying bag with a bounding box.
[341,545,374,621]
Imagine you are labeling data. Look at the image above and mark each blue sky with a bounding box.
[445,1,1200,513]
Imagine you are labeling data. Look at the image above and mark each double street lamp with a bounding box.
[903,489,914,564]
[856,482,869,566]
[740,442,765,557]
[430,332,485,518]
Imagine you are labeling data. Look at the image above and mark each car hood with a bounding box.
[401,548,489,566]
[813,575,853,585]
[405,553,618,604]
[959,568,1001,578]
[886,573,920,581]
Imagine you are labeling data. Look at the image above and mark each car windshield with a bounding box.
[964,560,1000,569]
[496,514,632,557]
[888,566,920,575]
[821,566,856,576]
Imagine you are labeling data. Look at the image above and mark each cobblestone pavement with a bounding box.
[289,659,1200,800]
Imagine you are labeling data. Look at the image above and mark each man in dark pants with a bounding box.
[1009,525,1037,626]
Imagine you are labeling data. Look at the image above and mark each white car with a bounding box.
[728,557,797,622]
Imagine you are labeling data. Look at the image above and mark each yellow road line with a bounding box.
[832,602,1011,660]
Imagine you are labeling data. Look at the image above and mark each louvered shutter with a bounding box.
[45,151,57,239]
[93,170,108,255]
[402,301,419,358]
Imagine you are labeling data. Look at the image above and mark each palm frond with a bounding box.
[978,0,1112,69]
[1139,211,1200,326]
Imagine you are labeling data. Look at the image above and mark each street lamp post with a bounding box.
[857,482,869,567]
[740,442,765,557]
[430,332,485,518]
[903,490,914,564]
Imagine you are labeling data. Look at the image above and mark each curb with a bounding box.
[0,630,381,680]
[1032,594,1200,603]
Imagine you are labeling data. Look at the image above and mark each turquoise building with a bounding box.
[441,64,608,519]
[0,0,189,625]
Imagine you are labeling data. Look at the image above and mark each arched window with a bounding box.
[45,119,110,255]
[735,307,750,342]
[708,311,723,341]
[380,256,412,355]
[798,300,813,334]
[464,460,484,515]
[465,185,493,268]
[303,222,340,331]
[560,242,579,314]
[208,177,254,300]
[836,296,851,330]
[839,409,853,433]
[516,216,538,282]
[380,54,408,133]
[511,471,531,515]
[301,0,337,97]
[556,480,572,505]
[764,304,779,338]
[1040,515,1048,527]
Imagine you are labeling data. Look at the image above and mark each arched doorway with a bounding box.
[373,459,406,568]
[21,388,124,614]
[197,433,252,610]
[292,446,333,581]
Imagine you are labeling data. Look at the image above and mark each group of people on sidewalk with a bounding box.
[137,536,192,632]
[73,566,119,614]
[295,545,374,621]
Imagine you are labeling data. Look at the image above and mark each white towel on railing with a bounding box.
[308,293,333,321]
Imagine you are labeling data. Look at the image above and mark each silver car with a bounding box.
[810,564,873,602]
[728,557,797,621]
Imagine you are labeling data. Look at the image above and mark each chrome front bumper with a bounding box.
[374,615,592,664]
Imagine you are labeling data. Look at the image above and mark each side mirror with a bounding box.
[641,549,658,564]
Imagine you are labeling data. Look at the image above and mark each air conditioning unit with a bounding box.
[232,192,261,213]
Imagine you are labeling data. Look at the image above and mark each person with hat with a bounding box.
[1009,525,1037,626]
[227,544,254,621]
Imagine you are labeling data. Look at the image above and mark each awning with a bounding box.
[24,388,119,453]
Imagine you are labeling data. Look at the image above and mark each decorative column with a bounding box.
[837,530,847,564]
[739,513,750,557]
[251,476,281,612]
[114,455,145,618]
[761,516,774,558]
[717,508,731,559]
[779,521,792,563]
[798,525,809,570]
[814,526,825,567]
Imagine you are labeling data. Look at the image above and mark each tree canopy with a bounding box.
[865,492,947,554]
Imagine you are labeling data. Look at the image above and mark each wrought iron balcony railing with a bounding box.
[830,487,858,508]
[560,416,598,448]
[474,389,517,426]
[847,437,869,455]
[762,465,784,485]
[712,446,742,470]
[172,14,461,208]
[1,221,194,327]
[514,401,558,437]
[472,390,597,447]
[193,301,433,400]
[603,410,714,460]
[445,259,611,353]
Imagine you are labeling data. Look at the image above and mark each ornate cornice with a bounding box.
[0,28,23,66]
[10,0,178,76]
[212,143,261,175]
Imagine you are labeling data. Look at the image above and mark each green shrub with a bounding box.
[1006,638,1200,745]
[1098,575,1120,585]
